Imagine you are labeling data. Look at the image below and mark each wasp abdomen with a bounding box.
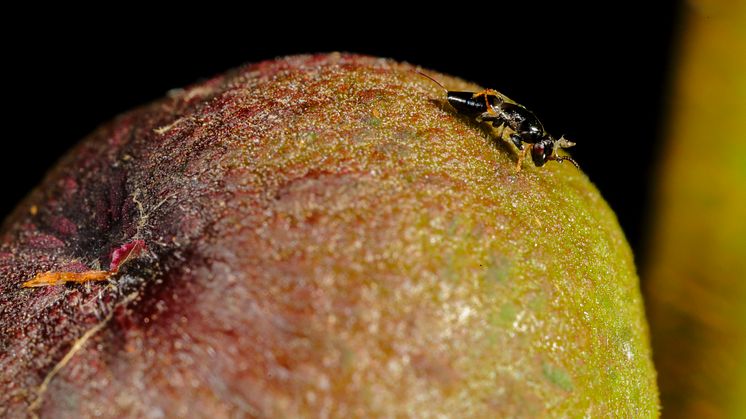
[446,91,491,118]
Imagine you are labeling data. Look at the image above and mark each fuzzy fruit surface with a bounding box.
[0,53,658,417]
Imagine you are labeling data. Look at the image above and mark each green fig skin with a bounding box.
[0,53,658,417]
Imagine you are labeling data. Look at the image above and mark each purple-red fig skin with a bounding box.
[0,54,658,417]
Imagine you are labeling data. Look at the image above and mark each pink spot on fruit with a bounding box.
[109,240,146,272]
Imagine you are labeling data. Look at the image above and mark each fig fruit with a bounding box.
[0,53,658,417]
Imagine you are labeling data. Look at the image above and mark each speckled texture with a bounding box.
[0,53,658,417]
[646,2,746,417]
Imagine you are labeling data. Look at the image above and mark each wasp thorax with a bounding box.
[521,124,546,143]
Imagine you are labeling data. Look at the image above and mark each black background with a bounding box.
[4,3,681,266]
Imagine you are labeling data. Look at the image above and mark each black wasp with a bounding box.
[417,71,578,171]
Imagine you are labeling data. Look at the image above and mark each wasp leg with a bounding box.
[472,89,501,100]
[472,89,502,116]
[492,123,506,138]
[515,145,532,172]
[482,122,511,146]
[494,125,523,150]
[476,111,502,123]
[509,134,524,150]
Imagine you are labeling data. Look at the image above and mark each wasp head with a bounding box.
[531,135,578,168]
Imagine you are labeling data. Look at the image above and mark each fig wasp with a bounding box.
[416,71,578,171]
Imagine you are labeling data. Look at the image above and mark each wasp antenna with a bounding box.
[553,155,580,169]
[414,70,448,93]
